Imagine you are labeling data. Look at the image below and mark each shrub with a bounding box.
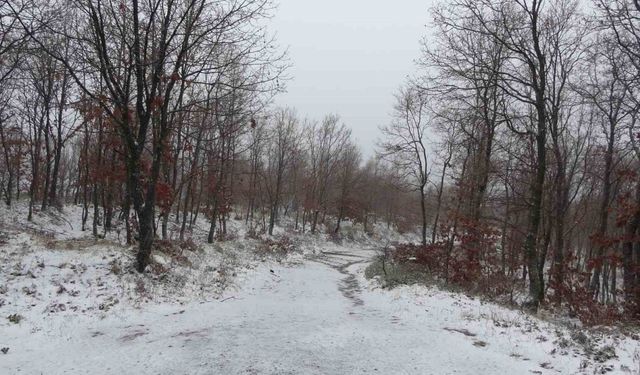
[256,235,298,258]
[561,279,624,326]
[7,314,22,324]
[246,226,264,240]
[375,239,521,300]
[215,228,238,242]
[154,239,195,266]
[327,231,343,244]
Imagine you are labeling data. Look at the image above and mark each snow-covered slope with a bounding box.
[1,205,638,374]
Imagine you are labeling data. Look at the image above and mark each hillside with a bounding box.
[1,204,638,374]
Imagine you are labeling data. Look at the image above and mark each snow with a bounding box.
[1,204,639,374]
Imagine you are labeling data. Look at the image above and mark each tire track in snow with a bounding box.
[310,248,375,307]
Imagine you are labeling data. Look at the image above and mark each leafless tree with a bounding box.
[305,115,351,234]
[263,107,298,235]
[379,83,431,245]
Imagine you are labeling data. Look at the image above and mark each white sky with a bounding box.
[271,0,434,157]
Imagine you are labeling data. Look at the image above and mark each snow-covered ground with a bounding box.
[1,205,639,374]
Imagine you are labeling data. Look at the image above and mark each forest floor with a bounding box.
[1,204,639,374]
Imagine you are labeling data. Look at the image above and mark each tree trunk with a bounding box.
[590,120,616,298]
[420,186,427,246]
[524,109,547,309]
[622,180,640,316]
[431,160,448,244]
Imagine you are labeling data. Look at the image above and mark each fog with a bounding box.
[271,0,434,157]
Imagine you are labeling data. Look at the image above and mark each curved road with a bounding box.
[4,246,608,374]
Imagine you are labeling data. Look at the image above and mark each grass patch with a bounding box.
[364,256,434,288]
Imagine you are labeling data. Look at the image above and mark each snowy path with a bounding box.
[3,246,636,374]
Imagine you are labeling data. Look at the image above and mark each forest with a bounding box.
[0,0,414,259]
[2,0,640,373]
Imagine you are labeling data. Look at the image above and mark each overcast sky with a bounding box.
[271,0,434,157]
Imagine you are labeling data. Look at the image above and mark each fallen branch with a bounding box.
[443,327,477,337]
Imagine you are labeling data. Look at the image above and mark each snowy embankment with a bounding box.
[1,204,639,374]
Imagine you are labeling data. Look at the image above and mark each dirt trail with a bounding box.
[310,248,374,306]
[3,245,621,375]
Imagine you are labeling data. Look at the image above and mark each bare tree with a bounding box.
[17,0,285,270]
[596,0,640,315]
[333,141,362,233]
[263,107,298,235]
[0,0,28,206]
[379,83,431,245]
[305,115,351,234]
